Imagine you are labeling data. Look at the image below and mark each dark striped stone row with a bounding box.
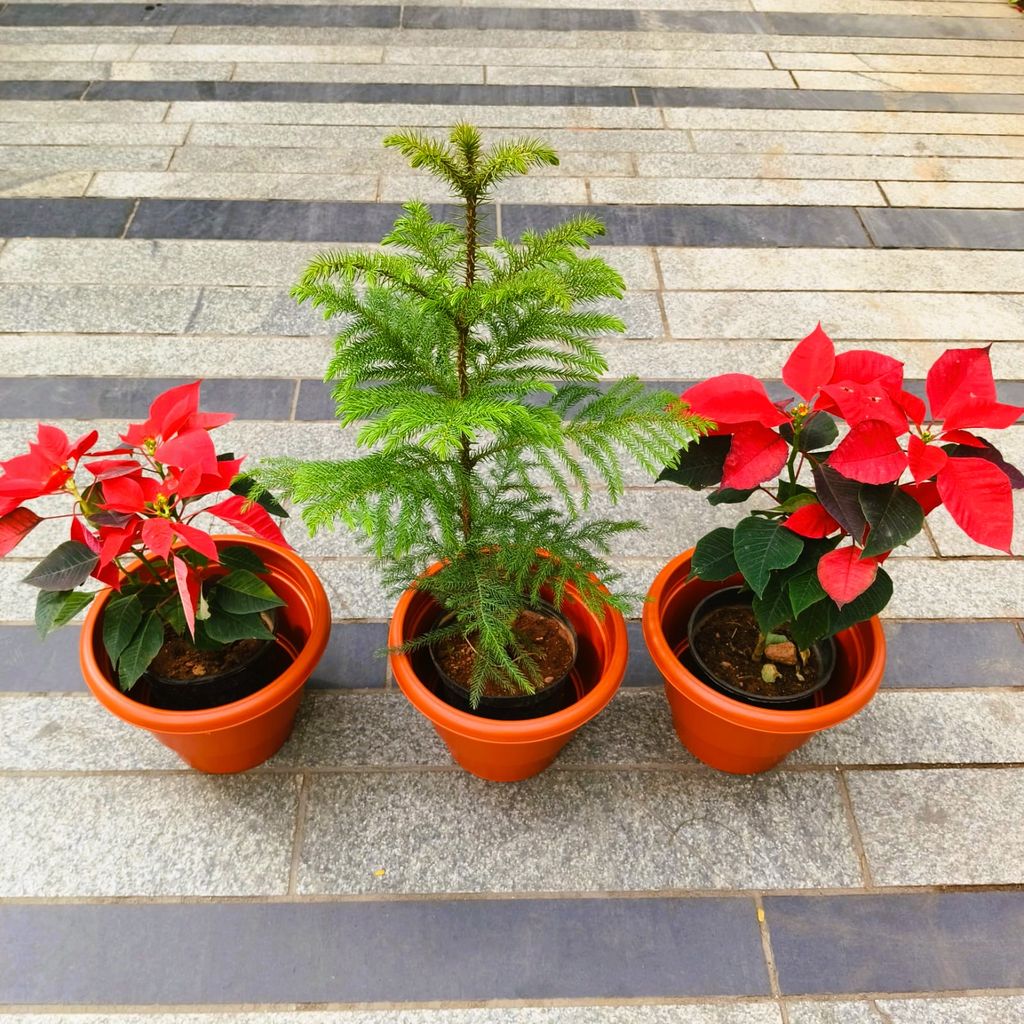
[5,79,1024,114]
[2,2,1023,40]
[4,199,1024,250]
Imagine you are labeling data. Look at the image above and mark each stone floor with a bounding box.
[1,0,1024,1019]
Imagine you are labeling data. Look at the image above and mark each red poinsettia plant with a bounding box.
[661,325,1023,650]
[0,381,292,690]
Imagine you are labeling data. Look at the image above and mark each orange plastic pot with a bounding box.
[80,535,331,774]
[642,549,885,774]
[389,562,628,782]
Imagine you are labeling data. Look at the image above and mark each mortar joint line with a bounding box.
[837,768,876,889]
[753,892,789,1024]
[118,198,141,240]
[287,772,311,896]
[870,999,897,1024]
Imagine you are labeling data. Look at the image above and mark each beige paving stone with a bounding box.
[0,27,176,43]
[131,43,384,63]
[385,45,774,68]
[0,145,173,172]
[755,0,1016,15]
[230,62,484,84]
[927,499,1024,558]
[772,51,1024,73]
[379,173,586,204]
[0,122,189,145]
[0,43,132,62]
[86,170,379,201]
[881,180,1024,207]
[0,60,109,80]
[591,178,886,205]
[639,152,1024,181]
[663,291,1024,342]
[486,66,793,87]
[663,108,1024,135]
[690,129,1024,158]
[298,768,861,894]
[846,768,1024,886]
[656,248,1024,293]
[165,102,667,128]
[794,69,1024,92]
[0,170,91,197]
[0,774,299,897]
[0,100,168,122]
[789,1000,1024,1024]
[108,60,236,80]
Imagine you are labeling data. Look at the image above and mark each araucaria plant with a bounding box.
[664,325,1022,673]
[0,382,291,690]
[257,123,706,706]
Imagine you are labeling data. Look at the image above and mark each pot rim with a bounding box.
[79,535,331,734]
[389,560,628,743]
[642,548,885,736]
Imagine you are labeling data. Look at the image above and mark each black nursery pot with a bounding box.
[685,586,836,710]
[429,601,580,721]
[131,637,292,712]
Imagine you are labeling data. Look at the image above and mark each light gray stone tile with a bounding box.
[797,69,1024,93]
[0,122,189,145]
[774,51,1024,72]
[131,43,385,64]
[107,60,236,81]
[0,774,299,896]
[662,291,1024,342]
[638,153,1024,183]
[875,997,1024,1023]
[0,332,333,376]
[591,178,886,207]
[656,248,1024,293]
[0,145,173,172]
[790,691,1024,767]
[928,498,1024,558]
[299,768,860,893]
[0,285,200,334]
[881,181,1024,208]
[166,101,665,128]
[386,44,774,69]
[0,170,91,197]
[755,0,1015,13]
[847,768,1024,886]
[0,27,176,43]
[690,128,1024,158]
[487,66,791,88]
[0,694,180,770]
[379,173,585,204]
[87,171,379,201]
[786,1005,884,1024]
[662,108,1024,135]
[0,60,108,80]
[0,43,127,62]
[0,1007,784,1024]
[231,62,484,83]
[0,100,169,122]
[187,286,329,335]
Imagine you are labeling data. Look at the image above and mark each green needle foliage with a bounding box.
[257,123,708,706]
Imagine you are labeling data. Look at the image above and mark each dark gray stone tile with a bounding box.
[766,892,1024,995]
[860,209,1024,251]
[883,621,1023,688]
[0,3,399,27]
[128,199,494,242]
[0,80,87,100]
[0,198,132,239]
[765,11,1024,40]
[86,80,635,107]
[0,896,769,1003]
[640,88,1024,116]
[0,376,296,421]
[403,7,769,33]
[502,205,871,248]
[625,619,660,686]
[311,621,388,688]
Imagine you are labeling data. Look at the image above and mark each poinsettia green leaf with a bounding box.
[203,609,274,644]
[832,567,893,634]
[101,592,143,665]
[788,570,827,619]
[117,612,165,692]
[217,545,268,574]
[213,569,285,614]
[690,527,739,581]
[798,412,838,453]
[733,517,804,598]
[859,483,924,558]
[752,584,792,634]
[36,589,94,639]
[657,434,730,489]
[707,487,755,505]
[23,541,98,592]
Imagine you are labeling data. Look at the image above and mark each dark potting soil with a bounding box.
[434,608,575,698]
[149,634,266,681]
[692,605,824,699]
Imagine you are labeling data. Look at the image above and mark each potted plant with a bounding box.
[255,123,705,781]
[0,381,330,772]
[644,325,1022,773]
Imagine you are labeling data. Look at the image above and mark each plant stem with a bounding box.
[456,176,479,543]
